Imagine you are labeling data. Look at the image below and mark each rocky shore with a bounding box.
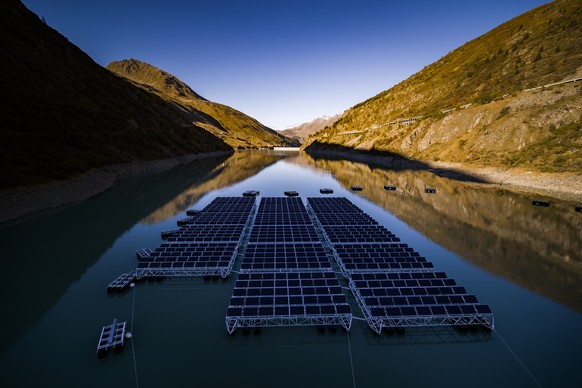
[306,149,582,202]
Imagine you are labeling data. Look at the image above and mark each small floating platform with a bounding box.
[136,248,152,261]
[532,200,550,207]
[161,229,180,239]
[243,190,260,197]
[320,188,334,194]
[576,207,582,213]
[351,186,363,191]
[284,191,299,197]
[424,187,436,194]
[177,216,197,226]
[97,319,127,358]
[384,185,396,191]
[107,273,136,293]
[186,209,201,216]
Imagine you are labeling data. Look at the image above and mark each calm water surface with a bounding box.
[1,150,581,387]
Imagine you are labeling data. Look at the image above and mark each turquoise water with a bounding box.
[1,150,581,387]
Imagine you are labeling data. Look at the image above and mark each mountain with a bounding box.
[304,0,582,174]
[107,59,298,149]
[0,0,231,189]
[280,114,340,142]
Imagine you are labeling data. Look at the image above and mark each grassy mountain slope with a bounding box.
[107,59,298,149]
[0,0,231,189]
[305,0,582,173]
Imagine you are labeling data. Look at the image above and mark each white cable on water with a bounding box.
[131,286,139,388]
[347,331,357,388]
[494,329,542,388]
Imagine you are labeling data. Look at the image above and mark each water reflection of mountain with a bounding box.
[301,154,582,312]
[0,154,232,354]
[141,151,288,223]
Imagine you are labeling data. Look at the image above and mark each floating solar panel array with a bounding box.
[135,197,256,279]
[225,197,352,334]
[307,197,494,333]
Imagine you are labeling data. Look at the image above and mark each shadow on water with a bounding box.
[304,141,490,184]
[299,153,582,313]
[0,151,289,354]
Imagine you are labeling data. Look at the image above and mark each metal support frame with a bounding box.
[226,313,352,334]
[348,280,494,334]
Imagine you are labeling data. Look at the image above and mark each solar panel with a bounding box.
[348,271,494,332]
[258,197,306,213]
[225,272,352,333]
[240,243,332,272]
[201,201,255,213]
[249,225,320,243]
[314,213,378,226]
[307,197,363,214]
[190,212,252,225]
[166,224,245,242]
[331,243,431,273]
[322,225,399,243]
[253,212,312,225]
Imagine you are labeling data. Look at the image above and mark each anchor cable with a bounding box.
[494,329,542,387]
[130,285,139,388]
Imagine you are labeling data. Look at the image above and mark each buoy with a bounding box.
[129,283,135,288]
[125,332,133,340]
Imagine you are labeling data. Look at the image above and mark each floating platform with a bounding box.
[136,248,152,261]
[177,216,198,226]
[424,188,436,194]
[349,272,494,334]
[384,185,397,191]
[306,197,493,334]
[107,272,136,293]
[532,200,550,207]
[243,190,260,197]
[161,229,180,239]
[225,272,352,334]
[351,186,363,191]
[97,319,127,357]
[284,191,299,197]
[319,188,334,194]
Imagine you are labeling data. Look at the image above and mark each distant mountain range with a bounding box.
[0,0,295,189]
[280,115,340,142]
[304,0,582,173]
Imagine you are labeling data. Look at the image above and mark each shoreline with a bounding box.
[0,151,231,225]
[305,149,582,202]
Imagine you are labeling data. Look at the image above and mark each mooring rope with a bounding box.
[130,285,139,388]
[494,329,542,387]
[347,331,357,388]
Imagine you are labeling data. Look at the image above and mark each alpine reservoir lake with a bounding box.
[1,150,580,387]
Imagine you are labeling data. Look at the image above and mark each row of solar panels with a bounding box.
[135,197,256,277]
[226,198,353,332]
[307,197,494,332]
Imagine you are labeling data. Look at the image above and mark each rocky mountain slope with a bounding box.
[0,0,232,189]
[107,59,297,149]
[304,0,582,174]
[280,114,340,142]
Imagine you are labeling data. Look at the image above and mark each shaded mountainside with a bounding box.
[299,154,582,313]
[107,59,298,149]
[0,0,231,189]
[305,0,582,173]
[280,114,340,142]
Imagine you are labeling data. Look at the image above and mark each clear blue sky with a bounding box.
[23,0,549,130]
